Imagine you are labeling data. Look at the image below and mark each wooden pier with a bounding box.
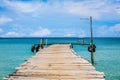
[4,44,105,80]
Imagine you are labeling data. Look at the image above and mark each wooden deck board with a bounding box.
[4,44,105,80]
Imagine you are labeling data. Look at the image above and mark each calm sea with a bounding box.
[0,37,120,80]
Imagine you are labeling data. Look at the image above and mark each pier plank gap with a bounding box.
[4,44,105,80]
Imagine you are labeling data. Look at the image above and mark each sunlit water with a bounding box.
[0,38,120,80]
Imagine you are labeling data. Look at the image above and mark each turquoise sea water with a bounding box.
[0,38,120,80]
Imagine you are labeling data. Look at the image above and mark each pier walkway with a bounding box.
[4,44,105,80]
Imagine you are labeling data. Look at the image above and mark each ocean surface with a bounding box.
[0,37,120,80]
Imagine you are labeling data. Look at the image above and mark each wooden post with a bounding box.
[41,38,44,49]
[91,50,94,65]
[70,44,73,48]
[82,38,84,45]
[46,39,47,46]
[90,16,94,65]
[78,38,80,44]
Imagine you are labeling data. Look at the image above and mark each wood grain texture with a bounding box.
[4,44,105,80]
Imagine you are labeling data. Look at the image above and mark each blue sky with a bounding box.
[0,0,120,37]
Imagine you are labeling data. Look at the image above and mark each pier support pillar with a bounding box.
[91,52,94,65]
[41,38,44,49]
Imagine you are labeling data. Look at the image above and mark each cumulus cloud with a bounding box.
[3,31,19,37]
[31,28,51,37]
[63,0,120,19]
[3,0,42,13]
[1,25,51,37]
[64,33,75,37]
[64,29,86,37]
[97,24,120,37]
[2,0,120,20]
[116,7,120,14]
[2,31,25,37]
[63,2,100,18]
[109,24,120,32]
[97,26,109,35]
[78,29,86,37]
[1,0,120,37]
[0,28,3,33]
[0,16,13,25]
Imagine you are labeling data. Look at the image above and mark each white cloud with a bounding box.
[64,33,75,37]
[31,28,51,37]
[3,31,19,37]
[0,28,3,33]
[1,0,120,37]
[63,2,99,18]
[3,0,120,20]
[4,0,42,13]
[0,16,13,25]
[109,24,120,32]
[97,24,120,37]
[63,0,120,19]
[116,7,120,14]
[64,29,86,37]
[78,29,86,37]
[2,31,25,37]
[1,25,51,37]
[97,26,109,35]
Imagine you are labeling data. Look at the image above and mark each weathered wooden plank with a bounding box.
[4,77,105,80]
[4,44,105,80]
